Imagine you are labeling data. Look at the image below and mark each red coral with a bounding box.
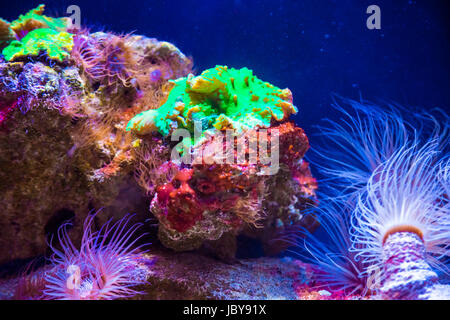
[166,193,202,233]
[271,122,310,168]
[152,122,316,236]
[268,122,317,197]
[155,163,265,232]
[156,169,203,232]
[195,179,216,195]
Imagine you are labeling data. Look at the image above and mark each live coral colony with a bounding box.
[0,4,448,301]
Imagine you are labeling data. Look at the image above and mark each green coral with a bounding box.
[2,28,73,62]
[126,65,297,137]
[10,4,69,36]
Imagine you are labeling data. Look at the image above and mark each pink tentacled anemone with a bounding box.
[44,212,150,300]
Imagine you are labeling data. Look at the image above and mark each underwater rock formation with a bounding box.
[127,66,318,259]
[0,6,316,265]
[0,6,193,265]
[136,249,312,300]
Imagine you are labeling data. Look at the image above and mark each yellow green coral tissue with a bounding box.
[2,28,73,62]
[126,65,298,136]
[10,4,70,36]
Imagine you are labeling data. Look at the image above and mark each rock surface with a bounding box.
[0,248,312,300]
[0,29,193,265]
[137,249,310,300]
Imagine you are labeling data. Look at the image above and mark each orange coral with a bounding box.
[0,18,15,50]
[9,4,70,39]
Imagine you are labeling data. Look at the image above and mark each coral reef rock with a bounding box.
[122,250,311,300]
[0,6,193,265]
[0,6,315,266]
[127,66,318,259]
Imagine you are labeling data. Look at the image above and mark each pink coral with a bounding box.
[71,32,141,87]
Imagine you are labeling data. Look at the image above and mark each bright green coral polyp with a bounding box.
[2,28,73,62]
[126,65,297,137]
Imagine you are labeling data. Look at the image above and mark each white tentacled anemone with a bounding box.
[285,199,371,296]
[350,141,450,274]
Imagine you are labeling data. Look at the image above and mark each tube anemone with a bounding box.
[312,97,447,200]
[43,212,149,300]
[351,142,449,269]
[306,100,449,298]
[350,141,449,298]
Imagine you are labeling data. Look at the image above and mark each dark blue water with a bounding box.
[2,0,449,134]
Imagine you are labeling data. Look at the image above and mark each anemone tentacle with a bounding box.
[311,97,448,200]
[350,141,450,275]
[44,212,149,300]
[285,198,374,296]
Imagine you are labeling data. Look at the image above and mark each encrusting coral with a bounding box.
[9,4,70,38]
[1,5,72,61]
[127,65,297,137]
[127,65,317,258]
[2,28,73,62]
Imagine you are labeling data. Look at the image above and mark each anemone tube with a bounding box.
[351,142,449,299]
[307,100,449,299]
